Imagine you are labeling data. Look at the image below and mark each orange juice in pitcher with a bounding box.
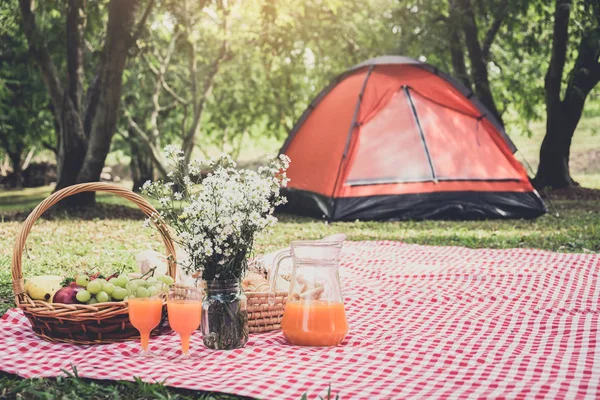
[273,236,348,347]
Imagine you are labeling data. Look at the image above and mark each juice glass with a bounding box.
[168,285,203,357]
[127,279,166,356]
[274,237,349,346]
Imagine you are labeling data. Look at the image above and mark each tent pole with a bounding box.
[403,86,437,183]
[329,65,375,219]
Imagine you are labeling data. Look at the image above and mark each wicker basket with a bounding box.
[246,291,287,333]
[246,249,290,333]
[11,182,177,345]
[12,182,288,340]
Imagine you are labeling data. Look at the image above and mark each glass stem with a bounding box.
[180,333,191,356]
[140,331,150,355]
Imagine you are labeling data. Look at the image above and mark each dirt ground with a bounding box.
[570,148,600,175]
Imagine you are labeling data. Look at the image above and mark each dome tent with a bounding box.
[278,56,546,221]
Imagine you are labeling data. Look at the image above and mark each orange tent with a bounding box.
[279,56,546,221]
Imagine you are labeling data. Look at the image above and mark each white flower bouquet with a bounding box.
[141,146,290,349]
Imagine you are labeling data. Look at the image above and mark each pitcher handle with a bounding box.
[268,248,291,305]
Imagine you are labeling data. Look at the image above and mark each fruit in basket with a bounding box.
[112,287,127,301]
[96,291,110,303]
[25,275,63,301]
[102,282,115,295]
[112,274,129,289]
[147,285,159,296]
[86,298,98,305]
[76,290,91,303]
[53,286,84,304]
[126,277,168,299]
[86,280,102,295]
[156,275,175,286]
[136,286,150,298]
[75,274,90,287]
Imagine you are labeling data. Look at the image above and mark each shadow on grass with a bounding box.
[0,184,149,222]
[0,203,146,222]
[0,370,252,400]
[0,190,54,213]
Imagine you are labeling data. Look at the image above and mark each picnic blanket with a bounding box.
[1,241,599,399]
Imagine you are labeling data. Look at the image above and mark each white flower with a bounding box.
[141,149,290,278]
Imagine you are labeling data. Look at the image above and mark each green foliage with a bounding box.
[204,0,397,140]
[0,3,55,167]
[391,0,600,137]
[118,0,399,163]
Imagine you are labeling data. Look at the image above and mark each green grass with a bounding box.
[511,116,600,188]
[0,367,245,400]
[1,186,599,398]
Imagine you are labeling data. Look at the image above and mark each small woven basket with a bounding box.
[11,183,177,345]
[246,291,287,333]
[245,250,290,334]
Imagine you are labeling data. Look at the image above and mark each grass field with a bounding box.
[0,189,599,398]
[510,116,600,189]
[0,116,599,399]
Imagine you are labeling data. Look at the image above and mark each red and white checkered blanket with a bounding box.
[1,241,599,399]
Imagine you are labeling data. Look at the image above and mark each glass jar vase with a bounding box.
[201,279,248,350]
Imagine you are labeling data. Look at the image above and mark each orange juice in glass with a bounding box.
[127,279,166,356]
[273,236,349,347]
[168,285,202,357]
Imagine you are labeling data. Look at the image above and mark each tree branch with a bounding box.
[147,30,180,142]
[158,103,178,113]
[162,80,189,104]
[142,50,189,105]
[18,0,64,112]
[562,26,600,117]
[457,0,503,124]
[141,53,160,76]
[131,0,155,44]
[124,109,168,177]
[66,0,86,111]
[22,146,36,170]
[448,0,472,89]
[83,65,102,137]
[545,0,572,112]
[182,11,231,157]
[481,0,509,60]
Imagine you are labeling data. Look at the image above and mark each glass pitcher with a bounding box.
[271,235,348,346]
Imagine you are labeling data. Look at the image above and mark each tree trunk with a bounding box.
[19,0,145,208]
[535,118,572,188]
[73,0,140,206]
[534,22,600,189]
[0,130,24,188]
[447,0,472,89]
[8,151,24,188]
[129,135,154,192]
[457,0,504,126]
[54,105,87,192]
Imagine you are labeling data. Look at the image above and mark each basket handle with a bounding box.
[11,182,177,297]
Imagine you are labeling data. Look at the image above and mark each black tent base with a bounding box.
[278,188,547,221]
